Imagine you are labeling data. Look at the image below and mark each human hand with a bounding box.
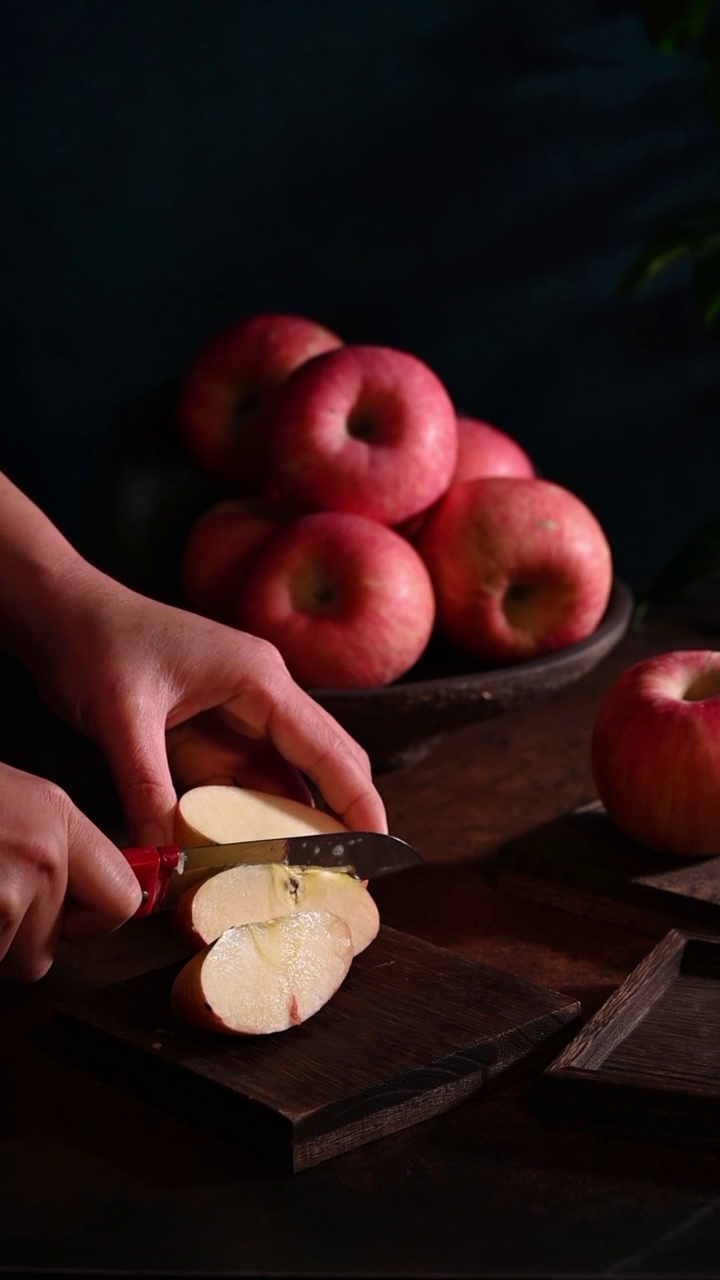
[28,567,387,846]
[0,761,143,981]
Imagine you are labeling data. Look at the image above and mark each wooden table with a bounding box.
[2,608,719,1278]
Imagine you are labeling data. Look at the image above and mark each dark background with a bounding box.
[2,0,719,593]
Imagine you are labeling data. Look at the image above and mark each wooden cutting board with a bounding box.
[536,930,720,1150]
[51,925,580,1172]
[497,801,720,938]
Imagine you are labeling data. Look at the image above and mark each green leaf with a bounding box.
[642,0,719,49]
[619,224,700,295]
[692,247,720,323]
[638,520,720,616]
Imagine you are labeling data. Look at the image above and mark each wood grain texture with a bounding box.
[51,925,580,1172]
[537,930,720,1149]
[496,802,720,938]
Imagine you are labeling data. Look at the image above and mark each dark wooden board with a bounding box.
[535,930,720,1150]
[497,801,720,938]
[50,925,580,1173]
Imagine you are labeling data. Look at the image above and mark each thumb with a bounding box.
[98,712,178,846]
[63,808,144,943]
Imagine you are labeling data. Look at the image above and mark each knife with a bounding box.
[122,831,423,917]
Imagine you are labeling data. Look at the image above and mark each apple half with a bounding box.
[171,909,353,1035]
[174,784,348,848]
[174,861,379,956]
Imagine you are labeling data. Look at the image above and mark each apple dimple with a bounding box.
[682,668,720,702]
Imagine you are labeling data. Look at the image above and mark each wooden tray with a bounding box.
[497,801,720,938]
[536,930,720,1149]
[50,925,580,1173]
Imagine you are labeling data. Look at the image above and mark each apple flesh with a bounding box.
[236,510,436,688]
[174,862,379,956]
[175,784,347,847]
[454,416,535,483]
[171,909,353,1035]
[267,344,458,526]
[180,497,282,622]
[592,649,720,856]
[417,476,613,664]
[177,312,342,491]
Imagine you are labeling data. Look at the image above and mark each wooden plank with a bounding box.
[496,801,720,938]
[536,930,720,1150]
[50,925,580,1173]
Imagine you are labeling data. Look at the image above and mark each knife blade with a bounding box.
[122,830,423,917]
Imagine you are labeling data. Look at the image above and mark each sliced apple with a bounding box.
[174,861,380,956]
[174,784,348,848]
[170,909,353,1035]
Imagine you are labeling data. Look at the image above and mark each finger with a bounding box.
[62,807,143,944]
[218,682,388,833]
[0,827,67,982]
[96,704,178,846]
[167,718,314,804]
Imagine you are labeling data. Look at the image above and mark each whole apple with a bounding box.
[180,497,283,622]
[236,510,436,688]
[592,649,720,856]
[454,416,535,483]
[177,312,342,491]
[266,345,458,526]
[417,476,613,664]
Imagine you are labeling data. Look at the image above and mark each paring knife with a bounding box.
[122,831,423,918]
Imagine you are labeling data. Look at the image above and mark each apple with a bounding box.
[235,511,436,688]
[417,476,613,664]
[180,497,283,622]
[175,784,348,850]
[266,345,458,526]
[171,909,353,1035]
[454,416,535,483]
[177,312,342,491]
[591,649,720,856]
[173,862,379,956]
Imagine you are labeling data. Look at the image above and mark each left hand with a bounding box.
[28,569,387,845]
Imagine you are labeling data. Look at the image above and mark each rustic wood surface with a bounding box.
[2,607,720,1276]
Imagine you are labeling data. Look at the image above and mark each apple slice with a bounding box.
[170,909,353,1035]
[175,784,347,848]
[174,861,380,956]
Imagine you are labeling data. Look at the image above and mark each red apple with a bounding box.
[236,510,436,688]
[454,416,535,483]
[266,345,458,526]
[592,649,720,856]
[177,313,342,490]
[417,476,613,664]
[180,497,283,622]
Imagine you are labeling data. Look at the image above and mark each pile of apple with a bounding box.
[177,312,614,688]
[167,784,380,1036]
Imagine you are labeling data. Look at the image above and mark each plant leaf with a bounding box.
[641,0,718,49]
[620,224,700,294]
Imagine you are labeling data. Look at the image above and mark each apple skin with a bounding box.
[454,416,535,484]
[416,476,613,665]
[180,497,283,622]
[236,510,436,688]
[266,345,459,526]
[177,313,342,491]
[592,649,720,856]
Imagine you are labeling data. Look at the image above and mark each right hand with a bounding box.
[0,762,143,982]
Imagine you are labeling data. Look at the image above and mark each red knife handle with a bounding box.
[122,844,182,917]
